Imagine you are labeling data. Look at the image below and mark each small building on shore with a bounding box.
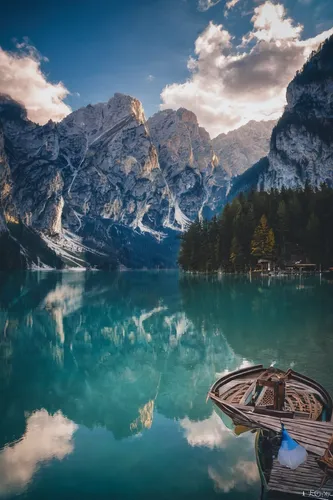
[258,259,273,272]
[293,263,317,273]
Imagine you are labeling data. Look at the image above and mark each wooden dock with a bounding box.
[268,452,333,498]
[216,401,333,497]
[208,365,333,497]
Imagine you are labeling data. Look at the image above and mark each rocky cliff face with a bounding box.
[58,94,168,237]
[212,120,275,177]
[7,31,333,272]
[0,94,230,269]
[261,35,333,190]
[148,108,228,222]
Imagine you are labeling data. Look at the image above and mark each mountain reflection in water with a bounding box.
[0,271,332,499]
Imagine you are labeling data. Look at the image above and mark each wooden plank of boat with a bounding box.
[247,412,333,431]
[207,364,264,397]
[219,401,333,456]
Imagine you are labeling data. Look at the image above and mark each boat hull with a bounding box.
[208,365,333,424]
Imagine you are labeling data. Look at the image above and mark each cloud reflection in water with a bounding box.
[0,409,77,497]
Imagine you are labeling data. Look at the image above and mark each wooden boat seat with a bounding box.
[222,382,253,405]
[285,388,323,420]
[317,436,333,488]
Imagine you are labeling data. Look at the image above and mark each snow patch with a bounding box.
[130,202,167,240]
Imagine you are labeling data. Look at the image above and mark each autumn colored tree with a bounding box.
[251,215,275,260]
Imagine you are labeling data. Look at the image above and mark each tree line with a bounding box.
[178,185,333,272]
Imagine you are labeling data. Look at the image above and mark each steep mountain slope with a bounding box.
[0,94,230,269]
[5,27,332,272]
[212,120,275,177]
[148,108,228,221]
[227,157,269,201]
[261,35,333,189]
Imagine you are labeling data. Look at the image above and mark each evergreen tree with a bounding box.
[230,236,242,271]
[178,185,333,272]
[277,200,288,259]
[306,212,320,263]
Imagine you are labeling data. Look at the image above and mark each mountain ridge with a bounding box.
[0,93,229,269]
[3,34,333,270]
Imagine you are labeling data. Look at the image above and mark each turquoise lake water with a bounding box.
[0,271,332,499]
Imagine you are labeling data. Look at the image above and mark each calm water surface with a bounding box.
[0,271,332,499]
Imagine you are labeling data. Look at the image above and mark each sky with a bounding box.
[1,0,333,137]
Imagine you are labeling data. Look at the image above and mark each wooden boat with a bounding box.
[208,367,333,498]
[207,364,333,423]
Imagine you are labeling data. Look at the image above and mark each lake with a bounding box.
[0,271,332,499]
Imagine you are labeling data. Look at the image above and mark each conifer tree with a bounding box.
[178,185,333,272]
[230,236,242,270]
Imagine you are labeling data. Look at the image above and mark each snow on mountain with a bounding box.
[0,94,230,269]
[4,28,333,272]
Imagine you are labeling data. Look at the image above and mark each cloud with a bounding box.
[180,411,233,449]
[161,1,333,137]
[225,0,241,12]
[243,1,302,43]
[0,41,71,124]
[208,460,259,493]
[198,0,221,11]
[0,409,77,497]
[147,74,155,82]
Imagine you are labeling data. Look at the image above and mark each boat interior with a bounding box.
[212,366,331,421]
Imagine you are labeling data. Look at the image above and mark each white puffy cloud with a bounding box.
[180,411,233,449]
[0,409,77,497]
[209,460,259,492]
[244,1,303,43]
[161,1,333,137]
[198,0,222,12]
[0,42,71,124]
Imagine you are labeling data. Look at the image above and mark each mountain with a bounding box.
[230,35,333,196]
[212,120,275,177]
[0,94,230,269]
[5,30,332,272]
[147,108,228,221]
[251,36,333,192]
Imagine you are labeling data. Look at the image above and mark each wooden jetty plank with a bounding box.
[268,453,333,497]
[232,407,333,455]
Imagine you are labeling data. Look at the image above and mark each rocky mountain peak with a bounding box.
[212,119,275,177]
[261,35,333,190]
[0,86,286,269]
[176,108,198,125]
[0,94,28,122]
[147,107,214,172]
[111,92,146,123]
